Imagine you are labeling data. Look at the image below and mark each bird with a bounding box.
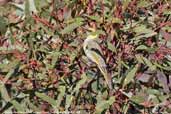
[83,28,112,89]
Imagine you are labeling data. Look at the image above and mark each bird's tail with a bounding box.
[98,65,113,90]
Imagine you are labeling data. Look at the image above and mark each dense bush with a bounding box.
[0,0,171,113]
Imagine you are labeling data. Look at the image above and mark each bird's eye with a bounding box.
[86,46,89,50]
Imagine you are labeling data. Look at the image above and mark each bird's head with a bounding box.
[85,27,105,39]
[86,28,98,39]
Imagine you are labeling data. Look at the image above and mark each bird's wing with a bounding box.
[83,38,112,89]
[84,38,105,60]
[86,50,112,89]
[98,65,112,89]
[86,49,106,67]
[88,40,104,55]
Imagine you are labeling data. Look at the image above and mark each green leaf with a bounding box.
[95,29,106,35]
[73,73,87,93]
[50,51,63,68]
[123,65,138,87]
[108,96,115,104]
[65,17,84,23]
[0,84,11,102]
[136,45,148,50]
[154,62,171,71]
[138,0,151,7]
[123,103,130,114]
[132,32,157,41]
[135,54,145,64]
[57,86,66,108]
[65,95,74,110]
[146,89,161,95]
[91,81,98,93]
[95,94,115,114]
[3,60,20,83]
[25,0,30,16]
[163,9,171,15]
[28,0,37,13]
[35,92,57,107]
[122,0,131,10]
[34,0,49,11]
[107,41,117,53]
[136,45,156,53]
[61,19,84,34]
[142,57,156,71]
[130,95,145,104]
[121,61,130,69]
[112,18,122,24]
[10,100,25,112]
[65,73,88,109]
[0,16,7,35]
[84,15,102,22]
[25,97,40,112]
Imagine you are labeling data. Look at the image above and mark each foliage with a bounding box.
[0,0,171,113]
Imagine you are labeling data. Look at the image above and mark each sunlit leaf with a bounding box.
[130,95,146,104]
[133,32,157,41]
[112,18,122,24]
[57,86,66,108]
[137,0,151,7]
[10,100,25,112]
[3,60,20,83]
[0,84,11,102]
[84,14,102,23]
[123,65,138,87]
[35,92,57,107]
[0,16,7,35]
[65,95,73,110]
[61,21,84,34]
[95,93,115,114]
[107,41,117,53]
[142,57,156,71]
[73,73,87,92]
[135,54,145,64]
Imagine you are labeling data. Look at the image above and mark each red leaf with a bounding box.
[160,30,171,41]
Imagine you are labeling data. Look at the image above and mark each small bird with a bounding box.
[83,28,112,89]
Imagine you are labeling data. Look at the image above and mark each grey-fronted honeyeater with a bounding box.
[83,28,112,89]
